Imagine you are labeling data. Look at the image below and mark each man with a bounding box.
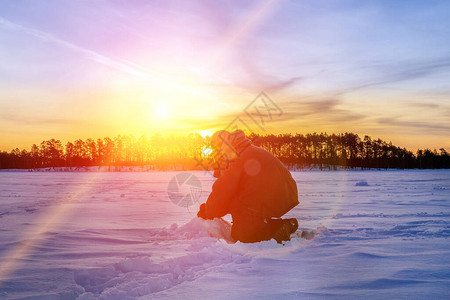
[197,130,299,243]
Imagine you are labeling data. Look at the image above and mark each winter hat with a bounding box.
[227,129,250,151]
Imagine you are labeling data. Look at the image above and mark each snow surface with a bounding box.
[0,170,449,299]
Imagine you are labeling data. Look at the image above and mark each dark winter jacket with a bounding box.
[204,137,299,221]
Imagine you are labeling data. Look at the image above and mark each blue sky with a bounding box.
[0,0,449,151]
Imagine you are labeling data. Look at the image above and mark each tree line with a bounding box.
[250,133,449,169]
[0,132,449,170]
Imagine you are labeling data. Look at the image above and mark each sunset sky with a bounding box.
[1,0,449,152]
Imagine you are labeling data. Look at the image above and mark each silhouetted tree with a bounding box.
[0,133,449,169]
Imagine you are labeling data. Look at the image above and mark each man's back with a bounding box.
[204,143,298,220]
[229,144,299,220]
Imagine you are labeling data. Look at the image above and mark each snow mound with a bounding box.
[176,218,220,239]
[355,180,369,186]
[75,247,248,299]
[177,218,234,243]
[74,220,249,299]
[299,226,328,240]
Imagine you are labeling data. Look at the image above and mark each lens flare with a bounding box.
[0,173,99,285]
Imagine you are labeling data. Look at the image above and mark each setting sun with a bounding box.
[155,103,170,119]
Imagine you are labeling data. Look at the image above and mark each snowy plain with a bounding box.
[0,170,449,299]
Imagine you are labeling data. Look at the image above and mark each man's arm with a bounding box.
[202,161,242,219]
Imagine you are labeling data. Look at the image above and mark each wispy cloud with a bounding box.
[277,99,367,127]
[335,56,450,95]
[409,102,440,109]
[0,113,77,126]
[377,117,450,134]
[195,98,367,133]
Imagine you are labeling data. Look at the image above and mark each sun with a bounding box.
[155,103,170,119]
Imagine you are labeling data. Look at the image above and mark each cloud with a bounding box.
[377,117,450,134]
[189,98,366,133]
[265,76,305,93]
[276,98,339,120]
[275,98,365,123]
[336,56,450,95]
[409,102,440,109]
[0,113,77,126]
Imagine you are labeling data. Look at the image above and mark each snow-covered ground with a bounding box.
[0,170,449,299]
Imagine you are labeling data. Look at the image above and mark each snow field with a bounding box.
[0,170,449,299]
